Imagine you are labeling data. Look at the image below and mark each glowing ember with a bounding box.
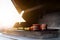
[0,0,26,29]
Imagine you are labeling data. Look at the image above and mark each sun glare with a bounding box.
[0,0,26,29]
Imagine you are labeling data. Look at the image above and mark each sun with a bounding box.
[0,0,26,29]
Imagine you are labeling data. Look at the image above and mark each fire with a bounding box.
[0,0,26,29]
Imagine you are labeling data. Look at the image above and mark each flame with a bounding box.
[0,0,26,29]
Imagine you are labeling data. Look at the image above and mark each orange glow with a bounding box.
[0,0,26,29]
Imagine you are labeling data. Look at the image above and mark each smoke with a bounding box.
[25,5,43,12]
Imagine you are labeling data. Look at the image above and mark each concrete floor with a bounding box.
[0,30,60,40]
